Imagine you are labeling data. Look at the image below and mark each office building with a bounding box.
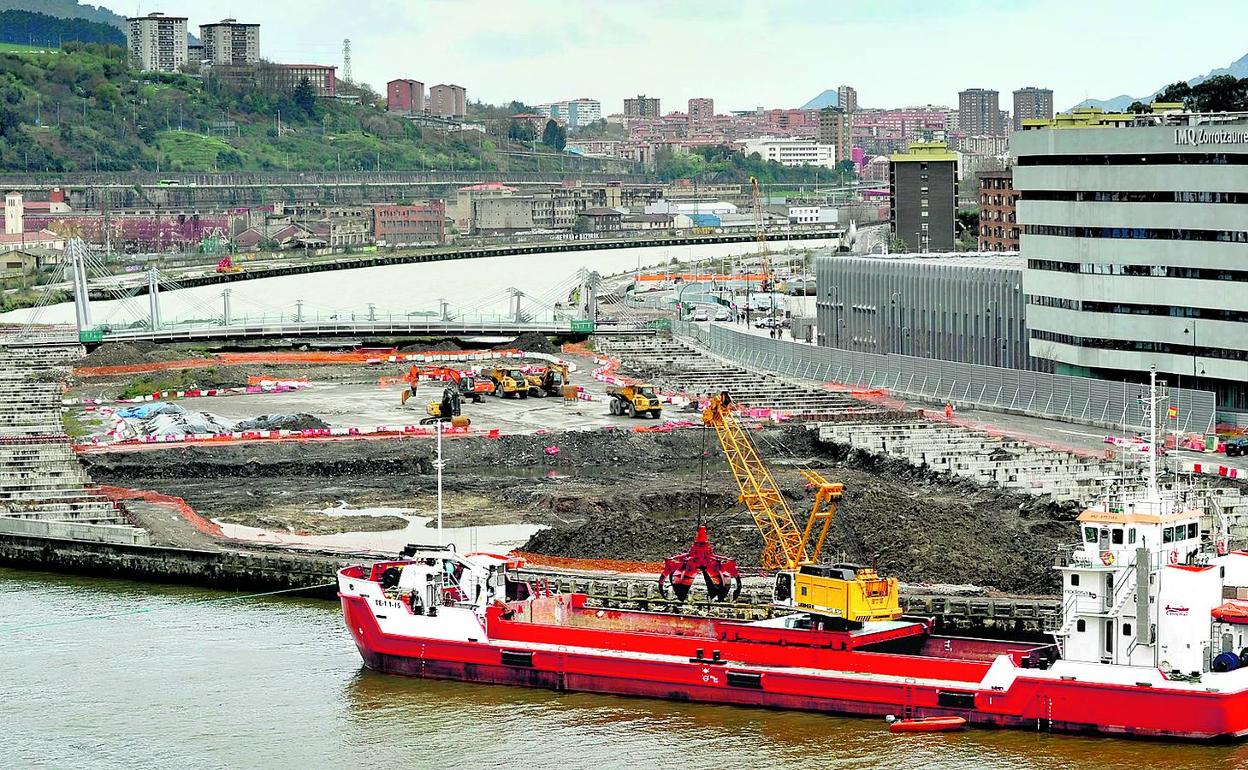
[958,88,1003,136]
[373,201,446,246]
[126,12,188,73]
[199,18,260,66]
[837,85,858,113]
[889,142,957,252]
[688,98,714,125]
[387,79,425,114]
[741,136,836,168]
[624,95,661,119]
[815,252,1033,368]
[1016,108,1248,411]
[1012,87,1053,132]
[978,169,1018,251]
[430,84,467,118]
[818,108,851,169]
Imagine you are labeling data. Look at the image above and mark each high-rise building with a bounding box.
[688,97,714,125]
[624,95,661,118]
[977,169,1018,251]
[1016,109,1248,412]
[430,84,467,118]
[958,88,1002,136]
[889,142,958,252]
[818,107,850,168]
[199,18,260,66]
[1012,87,1054,131]
[534,98,602,129]
[387,79,425,114]
[837,85,858,113]
[126,12,188,73]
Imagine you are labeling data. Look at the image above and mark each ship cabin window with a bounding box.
[1084,527,1098,543]
[1071,574,1080,586]
[1076,619,1087,632]
[1111,528,1124,545]
[1163,527,1175,544]
[1187,523,1198,539]
[1128,528,1137,544]
[1123,623,1132,636]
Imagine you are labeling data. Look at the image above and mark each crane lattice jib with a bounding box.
[704,397,808,570]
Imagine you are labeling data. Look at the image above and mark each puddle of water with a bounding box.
[216,504,545,554]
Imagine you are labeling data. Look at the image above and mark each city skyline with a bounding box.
[100,0,1246,114]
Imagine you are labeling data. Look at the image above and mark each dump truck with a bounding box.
[484,367,530,399]
[606,384,662,419]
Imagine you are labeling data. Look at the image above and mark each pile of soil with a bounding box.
[77,341,197,368]
[504,332,558,355]
[234,413,329,431]
[398,340,464,353]
[218,509,407,535]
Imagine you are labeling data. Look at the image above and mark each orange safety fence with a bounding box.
[75,348,528,379]
[921,410,1106,460]
[508,551,665,575]
[246,375,310,386]
[636,272,770,282]
[91,484,224,538]
[821,381,909,411]
[561,340,593,357]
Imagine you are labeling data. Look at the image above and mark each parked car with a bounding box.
[691,308,709,322]
[1227,438,1248,457]
[713,307,731,321]
[754,317,781,329]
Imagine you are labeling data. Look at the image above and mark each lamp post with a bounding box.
[986,299,1001,367]
[889,291,902,355]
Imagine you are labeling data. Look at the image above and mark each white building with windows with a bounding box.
[1016,108,1248,413]
[126,12,188,73]
[741,136,836,169]
[534,98,602,129]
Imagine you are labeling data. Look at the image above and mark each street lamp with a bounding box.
[889,291,902,354]
[986,299,1001,367]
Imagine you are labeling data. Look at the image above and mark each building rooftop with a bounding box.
[829,251,1024,271]
[1022,105,1248,131]
[890,142,958,162]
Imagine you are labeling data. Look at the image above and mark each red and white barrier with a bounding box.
[1183,462,1241,479]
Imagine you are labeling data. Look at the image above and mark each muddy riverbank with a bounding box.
[82,427,1077,593]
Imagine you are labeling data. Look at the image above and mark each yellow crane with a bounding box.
[702,392,902,626]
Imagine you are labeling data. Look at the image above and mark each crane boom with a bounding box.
[703,393,807,570]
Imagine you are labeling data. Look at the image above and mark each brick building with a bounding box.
[977,169,1018,251]
[430,84,467,118]
[687,98,714,125]
[387,79,425,114]
[1011,87,1053,131]
[373,202,446,246]
[958,88,1003,136]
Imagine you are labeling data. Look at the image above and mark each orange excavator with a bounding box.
[399,365,493,406]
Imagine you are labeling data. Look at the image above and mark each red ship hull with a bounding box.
[341,593,1248,741]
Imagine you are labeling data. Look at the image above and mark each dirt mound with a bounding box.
[78,341,195,368]
[503,332,558,355]
[397,340,464,353]
[524,512,765,567]
[234,413,329,431]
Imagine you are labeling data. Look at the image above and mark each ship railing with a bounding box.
[1043,594,1078,636]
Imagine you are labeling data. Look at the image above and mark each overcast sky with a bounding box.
[109,0,1247,112]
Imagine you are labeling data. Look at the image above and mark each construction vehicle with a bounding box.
[399,366,492,406]
[606,383,661,418]
[215,256,242,274]
[525,363,572,398]
[659,391,902,627]
[484,367,530,399]
[420,387,470,427]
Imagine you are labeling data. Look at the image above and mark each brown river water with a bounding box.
[1,567,1245,769]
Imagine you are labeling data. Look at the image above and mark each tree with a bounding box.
[888,235,910,254]
[292,76,317,118]
[541,119,566,151]
[1155,80,1192,106]
[1127,101,1152,114]
[507,119,535,142]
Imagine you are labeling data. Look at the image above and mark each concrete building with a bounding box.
[277,65,336,97]
[741,136,836,168]
[958,88,1003,136]
[978,169,1019,251]
[837,85,858,113]
[534,99,601,129]
[818,108,851,169]
[126,12,187,73]
[688,98,714,125]
[1012,87,1053,132]
[199,18,260,66]
[889,142,958,252]
[387,79,425,114]
[473,196,536,234]
[624,95,661,119]
[451,182,516,233]
[960,134,1010,157]
[576,208,623,233]
[815,251,1033,369]
[1,192,65,254]
[1015,108,1248,412]
[372,202,446,246]
[430,85,467,118]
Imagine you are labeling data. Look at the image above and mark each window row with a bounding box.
[1022,190,1248,204]
[1025,224,1248,242]
[1026,259,1248,282]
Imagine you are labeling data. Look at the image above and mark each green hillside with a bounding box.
[0,9,125,47]
[0,43,595,174]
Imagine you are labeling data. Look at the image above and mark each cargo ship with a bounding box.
[338,374,1248,741]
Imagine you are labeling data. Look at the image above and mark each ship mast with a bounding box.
[1147,366,1159,501]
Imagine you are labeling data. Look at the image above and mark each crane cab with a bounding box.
[774,564,902,627]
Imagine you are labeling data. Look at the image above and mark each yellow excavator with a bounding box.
[700,391,901,626]
[524,362,572,398]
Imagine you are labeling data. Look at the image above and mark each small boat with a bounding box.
[888,716,967,733]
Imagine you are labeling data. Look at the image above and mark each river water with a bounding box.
[2,568,1244,770]
[0,239,837,328]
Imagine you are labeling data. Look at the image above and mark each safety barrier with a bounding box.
[65,381,311,407]
[75,422,477,450]
[91,485,223,538]
[1183,462,1242,480]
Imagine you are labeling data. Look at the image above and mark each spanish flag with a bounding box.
[1168,405,1179,420]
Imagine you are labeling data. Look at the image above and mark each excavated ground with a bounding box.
[82,427,1077,593]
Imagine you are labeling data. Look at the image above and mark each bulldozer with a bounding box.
[484,367,530,399]
[420,386,470,427]
[525,363,573,398]
[606,383,662,419]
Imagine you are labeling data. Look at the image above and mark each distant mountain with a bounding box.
[1071,52,1248,111]
[801,89,839,110]
[0,9,124,46]
[0,0,126,29]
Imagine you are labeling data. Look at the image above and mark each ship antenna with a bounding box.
[1147,366,1159,501]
